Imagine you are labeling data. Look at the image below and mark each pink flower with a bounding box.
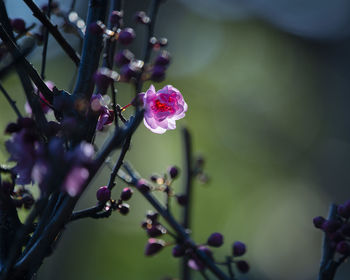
[142,85,187,134]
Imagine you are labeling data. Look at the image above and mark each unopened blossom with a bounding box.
[25,81,54,114]
[141,85,187,134]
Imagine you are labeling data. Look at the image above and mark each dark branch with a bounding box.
[135,0,162,94]
[23,0,80,66]
[120,163,230,280]
[318,204,339,280]
[73,0,108,101]
[0,83,22,119]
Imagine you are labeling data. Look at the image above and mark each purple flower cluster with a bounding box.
[5,118,94,197]
[313,201,350,255]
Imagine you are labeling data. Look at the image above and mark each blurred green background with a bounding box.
[3,0,350,279]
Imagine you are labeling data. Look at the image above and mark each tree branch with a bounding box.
[23,0,80,66]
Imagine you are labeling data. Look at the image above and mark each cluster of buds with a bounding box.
[313,201,350,255]
[96,186,134,216]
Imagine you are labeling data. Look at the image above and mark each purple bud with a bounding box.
[168,166,179,179]
[150,174,159,182]
[176,194,187,206]
[198,245,213,260]
[151,65,166,82]
[11,18,26,33]
[120,187,133,201]
[5,122,20,134]
[336,241,350,255]
[233,241,246,257]
[313,216,326,229]
[18,117,35,129]
[236,260,250,273]
[155,51,171,66]
[118,28,135,45]
[134,11,150,24]
[207,232,224,247]
[114,49,134,66]
[322,220,342,233]
[93,68,114,92]
[96,186,111,203]
[145,238,165,256]
[341,224,350,236]
[147,225,165,237]
[172,244,186,257]
[110,10,123,25]
[146,211,159,222]
[329,231,344,243]
[88,21,105,35]
[137,179,151,193]
[120,64,137,82]
[119,203,130,215]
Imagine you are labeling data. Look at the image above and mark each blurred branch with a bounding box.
[73,0,108,100]
[0,0,48,135]
[318,204,341,280]
[23,0,80,66]
[40,0,53,79]
[0,83,22,118]
[135,0,162,94]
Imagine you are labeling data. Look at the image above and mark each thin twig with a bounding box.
[182,127,193,280]
[318,204,338,280]
[120,163,230,280]
[40,0,53,80]
[0,24,53,104]
[107,135,131,190]
[135,0,162,94]
[23,0,80,66]
[0,83,22,118]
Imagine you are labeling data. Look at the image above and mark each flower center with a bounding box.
[152,99,173,113]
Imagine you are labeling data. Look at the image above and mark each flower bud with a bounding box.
[120,64,138,82]
[96,186,111,203]
[233,241,246,257]
[159,37,168,47]
[11,18,26,33]
[147,225,165,237]
[236,260,250,273]
[172,244,186,257]
[155,51,171,66]
[313,216,326,229]
[88,21,105,35]
[176,194,187,206]
[145,238,165,256]
[146,211,159,222]
[120,187,133,201]
[341,224,350,236]
[134,11,150,24]
[168,166,179,179]
[118,28,135,45]
[151,65,166,82]
[336,241,350,255]
[322,220,341,233]
[114,49,134,66]
[110,10,123,25]
[207,232,223,247]
[119,203,130,215]
[5,122,20,134]
[137,179,151,193]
